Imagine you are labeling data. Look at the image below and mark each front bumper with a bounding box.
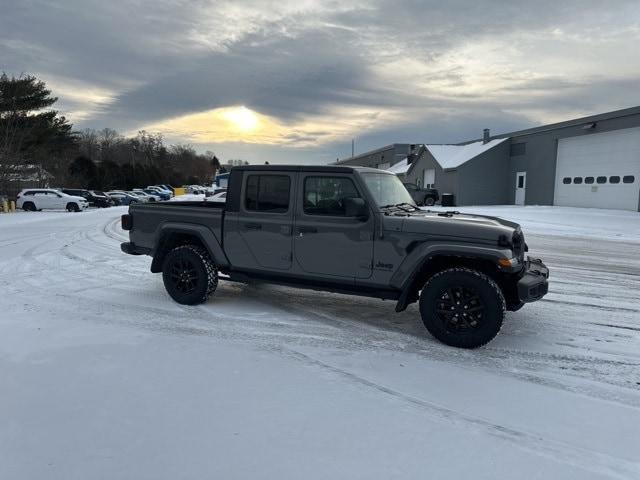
[517,257,549,303]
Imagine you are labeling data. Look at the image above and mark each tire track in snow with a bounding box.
[277,346,640,480]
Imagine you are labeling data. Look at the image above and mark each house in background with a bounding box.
[0,164,54,199]
[336,106,640,211]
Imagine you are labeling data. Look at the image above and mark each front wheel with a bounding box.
[162,245,218,305]
[66,202,80,212]
[424,197,435,206]
[419,268,505,348]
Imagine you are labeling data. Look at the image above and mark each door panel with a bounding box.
[554,127,640,210]
[235,173,295,271]
[423,168,435,188]
[515,172,526,206]
[34,192,51,209]
[294,174,374,279]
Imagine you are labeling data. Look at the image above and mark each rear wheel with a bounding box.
[419,268,505,348]
[162,245,218,305]
[22,201,36,211]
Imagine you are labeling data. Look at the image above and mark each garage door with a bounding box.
[554,127,640,210]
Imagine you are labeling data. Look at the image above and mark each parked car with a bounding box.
[145,187,171,200]
[148,185,173,198]
[208,190,227,202]
[132,189,159,202]
[17,188,88,212]
[403,183,439,206]
[106,191,139,206]
[138,189,163,201]
[121,165,549,349]
[62,188,112,208]
[127,191,151,203]
[90,190,116,206]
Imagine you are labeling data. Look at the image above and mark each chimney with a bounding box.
[483,128,490,144]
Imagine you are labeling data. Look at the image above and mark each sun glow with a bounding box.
[221,106,259,132]
[138,104,399,146]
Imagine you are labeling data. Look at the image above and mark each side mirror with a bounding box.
[344,197,369,220]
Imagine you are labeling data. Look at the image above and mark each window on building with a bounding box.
[510,142,526,156]
[562,177,571,184]
[623,175,635,184]
[609,176,620,184]
[573,177,583,184]
[596,176,607,184]
[245,175,290,212]
[518,176,525,188]
[303,176,360,216]
[584,177,594,184]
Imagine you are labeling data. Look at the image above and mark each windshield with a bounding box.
[360,173,416,208]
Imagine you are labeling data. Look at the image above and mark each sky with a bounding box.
[2,0,640,164]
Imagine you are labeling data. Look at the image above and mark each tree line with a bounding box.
[0,73,222,196]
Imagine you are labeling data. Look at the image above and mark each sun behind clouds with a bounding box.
[221,106,259,132]
[138,104,396,147]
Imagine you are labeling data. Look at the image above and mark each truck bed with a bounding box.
[128,201,225,253]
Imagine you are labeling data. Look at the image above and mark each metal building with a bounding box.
[337,106,640,211]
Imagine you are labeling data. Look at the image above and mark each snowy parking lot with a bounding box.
[1,205,639,479]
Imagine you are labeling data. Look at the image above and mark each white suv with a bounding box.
[17,189,89,212]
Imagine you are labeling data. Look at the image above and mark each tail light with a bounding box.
[121,214,132,230]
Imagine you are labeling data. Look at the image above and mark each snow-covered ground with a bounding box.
[1,206,639,479]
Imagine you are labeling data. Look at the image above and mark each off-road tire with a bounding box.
[162,245,218,305]
[419,267,505,348]
[22,201,36,212]
[66,202,80,212]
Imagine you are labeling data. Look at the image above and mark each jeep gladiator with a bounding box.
[121,165,549,348]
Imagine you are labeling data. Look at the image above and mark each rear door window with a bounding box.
[245,175,290,213]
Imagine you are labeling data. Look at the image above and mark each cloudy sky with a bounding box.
[2,0,640,163]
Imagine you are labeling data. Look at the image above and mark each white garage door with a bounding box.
[554,127,640,210]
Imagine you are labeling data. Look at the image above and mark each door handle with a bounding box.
[245,223,262,230]
[296,226,317,233]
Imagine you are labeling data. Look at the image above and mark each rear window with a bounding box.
[245,175,290,213]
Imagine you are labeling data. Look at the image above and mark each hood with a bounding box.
[384,210,519,242]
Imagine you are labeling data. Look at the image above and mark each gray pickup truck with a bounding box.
[121,165,548,348]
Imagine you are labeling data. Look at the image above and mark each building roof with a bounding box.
[386,158,411,174]
[385,138,508,175]
[335,143,413,164]
[425,138,509,170]
[492,105,640,140]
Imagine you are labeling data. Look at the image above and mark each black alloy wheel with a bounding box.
[419,268,505,348]
[435,285,485,333]
[162,245,218,305]
[169,257,199,295]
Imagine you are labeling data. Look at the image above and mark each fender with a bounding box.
[392,242,512,312]
[150,222,230,272]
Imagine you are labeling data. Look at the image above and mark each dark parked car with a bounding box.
[62,189,112,208]
[403,183,439,206]
[121,165,549,349]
